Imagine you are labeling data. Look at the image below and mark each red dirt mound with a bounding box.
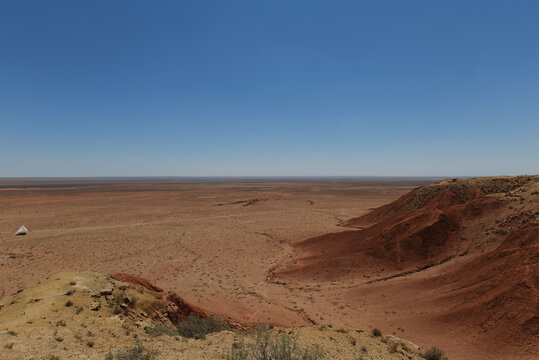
[344,176,534,228]
[277,176,538,359]
[111,273,208,325]
[279,185,504,281]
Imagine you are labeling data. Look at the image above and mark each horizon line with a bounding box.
[1,174,537,179]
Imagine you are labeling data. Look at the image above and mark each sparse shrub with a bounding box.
[65,290,75,296]
[224,341,249,360]
[45,355,61,360]
[361,346,367,353]
[423,346,447,360]
[109,342,158,360]
[115,291,137,309]
[176,314,230,339]
[7,330,17,336]
[123,323,131,336]
[389,341,399,353]
[54,336,63,342]
[371,328,381,337]
[75,306,83,314]
[65,300,73,307]
[224,325,325,360]
[144,323,178,337]
[69,281,76,286]
[401,342,411,353]
[4,342,14,349]
[86,340,94,348]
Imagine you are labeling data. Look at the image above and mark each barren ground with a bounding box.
[2,177,523,360]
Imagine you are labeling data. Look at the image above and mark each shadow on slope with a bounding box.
[277,176,538,358]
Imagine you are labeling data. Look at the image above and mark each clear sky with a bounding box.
[1,1,538,177]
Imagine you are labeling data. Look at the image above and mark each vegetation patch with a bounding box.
[224,326,325,360]
[422,346,447,360]
[144,323,178,337]
[105,342,158,360]
[176,314,231,339]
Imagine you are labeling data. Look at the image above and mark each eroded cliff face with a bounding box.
[278,176,539,359]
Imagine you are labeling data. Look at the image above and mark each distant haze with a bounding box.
[1,1,538,177]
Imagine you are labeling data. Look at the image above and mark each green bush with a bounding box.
[105,343,158,360]
[144,323,178,337]
[423,346,447,360]
[224,326,325,360]
[176,314,230,339]
[224,341,249,360]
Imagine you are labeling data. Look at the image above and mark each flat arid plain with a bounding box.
[0,177,537,360]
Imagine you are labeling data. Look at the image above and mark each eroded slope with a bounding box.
[277,176,538,359]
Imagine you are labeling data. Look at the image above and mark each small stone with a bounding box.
[99,287,113,296]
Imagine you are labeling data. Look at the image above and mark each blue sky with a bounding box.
[1,1,538,177]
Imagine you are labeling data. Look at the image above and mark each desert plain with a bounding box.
[0,177,537,360]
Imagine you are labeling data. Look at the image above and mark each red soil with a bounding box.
[434,223,538,352]
[278,176,539,359]
[279,187,503,280]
